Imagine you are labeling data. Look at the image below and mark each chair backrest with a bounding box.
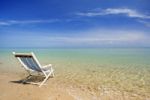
[13,52,42,72]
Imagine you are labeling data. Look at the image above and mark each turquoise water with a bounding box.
[0,48,150,98]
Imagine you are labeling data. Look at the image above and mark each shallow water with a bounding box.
[0,48,150,99]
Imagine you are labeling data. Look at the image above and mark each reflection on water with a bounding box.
[0,48,150,99]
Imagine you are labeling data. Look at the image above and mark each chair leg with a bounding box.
[39,72,52,87]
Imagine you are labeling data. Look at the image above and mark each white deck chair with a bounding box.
[12,52,54,87]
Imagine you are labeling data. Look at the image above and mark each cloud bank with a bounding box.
[0,19,59,26]
[1,29,149,47]
[76,8,150,19]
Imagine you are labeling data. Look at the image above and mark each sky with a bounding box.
[0,0,150,48]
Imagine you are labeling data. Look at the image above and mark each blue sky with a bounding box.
[0,0,150,48]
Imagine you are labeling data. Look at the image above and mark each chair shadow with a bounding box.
[10,75,45,85]
[10,80,30,84]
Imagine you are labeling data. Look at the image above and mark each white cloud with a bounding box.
[0,19,60,26]
[0,22,11,25]
[6,29,149,46]
[51,34,141,43]
[138,20,150,27]
[57,29,149,47]
[76,8,150,19]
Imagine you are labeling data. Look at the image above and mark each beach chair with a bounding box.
[12,52,54,87]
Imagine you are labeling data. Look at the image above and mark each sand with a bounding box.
[0,72,94,100]
[0,73,76,100]
[0,72,149,100]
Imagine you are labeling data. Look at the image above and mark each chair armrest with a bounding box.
[42,64,52,68]
[42,64,54,71]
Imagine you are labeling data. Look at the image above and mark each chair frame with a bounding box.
[12,52,54,87]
